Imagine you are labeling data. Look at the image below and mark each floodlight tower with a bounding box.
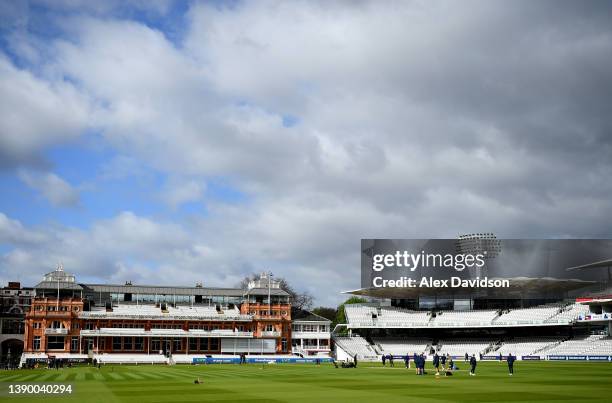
[456,233,501,278]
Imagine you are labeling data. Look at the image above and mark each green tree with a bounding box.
[312,307,336,321]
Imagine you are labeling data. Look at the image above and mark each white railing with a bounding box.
[45,328,68,335]
[80,312,252,321]
[291,331,330,339]
[80,328,254,338]
[261,331,281,337]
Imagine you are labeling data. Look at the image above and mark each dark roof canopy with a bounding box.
[566,259,612,271]
[292,309,331,323]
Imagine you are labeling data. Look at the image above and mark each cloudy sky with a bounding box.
[1,0,611,307]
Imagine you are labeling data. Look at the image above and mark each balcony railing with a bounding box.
[45,328,68,335]
[261,331,281,337]
[291,331,330,339]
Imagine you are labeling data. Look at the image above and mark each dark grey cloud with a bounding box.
[1,1,612,305]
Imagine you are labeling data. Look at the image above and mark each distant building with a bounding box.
[291,309,331,356]
[1,281,34,367]
[23,268,295,357]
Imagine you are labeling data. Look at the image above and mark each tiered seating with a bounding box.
[377,307,430,327]
[546,304,590,323]
[543,335,611,356]
[437,339,493,356]
[334,336,378,359]
[493,304,563,325]
[344,305,377,327]
[373,338,429,355]
[346,303,586,329]
[432,310,498,327]
[495,337,562,356]
[344,304,377,326]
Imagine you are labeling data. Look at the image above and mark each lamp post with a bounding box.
[268,272,273,317]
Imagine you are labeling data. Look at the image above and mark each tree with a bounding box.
[312,307,336,321]
[238,273,314,310]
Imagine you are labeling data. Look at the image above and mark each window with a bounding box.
[209,338,219,351]
[173,339,181,352]
[189,338,197,351]
[265,324,274,332]
[71,337,79,352]
[33,322,41,329]
[151,338,161,352]
[123,337,133,350]
[47,336,65,350]
[33,336,41,350]
[135,337,144,351]
[113,337,122,351]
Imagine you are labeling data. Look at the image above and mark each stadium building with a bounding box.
[334,239,612,363]
[20,267,320,364]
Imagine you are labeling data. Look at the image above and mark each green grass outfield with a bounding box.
[0,361,610,402]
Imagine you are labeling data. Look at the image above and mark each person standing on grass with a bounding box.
[382,354,386,367]
[465,352,469,362]
[419,354,424,374]
[440,353,446,371]
[354,354,358,368]
[433,353,440,375]
[469,354,477,376]
[404,354,409,369]
[507,353,516,376]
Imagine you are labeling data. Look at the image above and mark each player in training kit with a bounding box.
[433,353,440,375]
[469,355,477,376]
[507,353,516,376]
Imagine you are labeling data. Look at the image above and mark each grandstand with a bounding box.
[343,303,594,329]
[432,310,498,327]
[378,307,431,327]
[494,337,564,356]
[493,304,565,326]
[373,337,430,356]
[343,305,377,327]
[335,302,612,361]
[436,339,495,356]
[542,334,612,356]
[333,336,378,360]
